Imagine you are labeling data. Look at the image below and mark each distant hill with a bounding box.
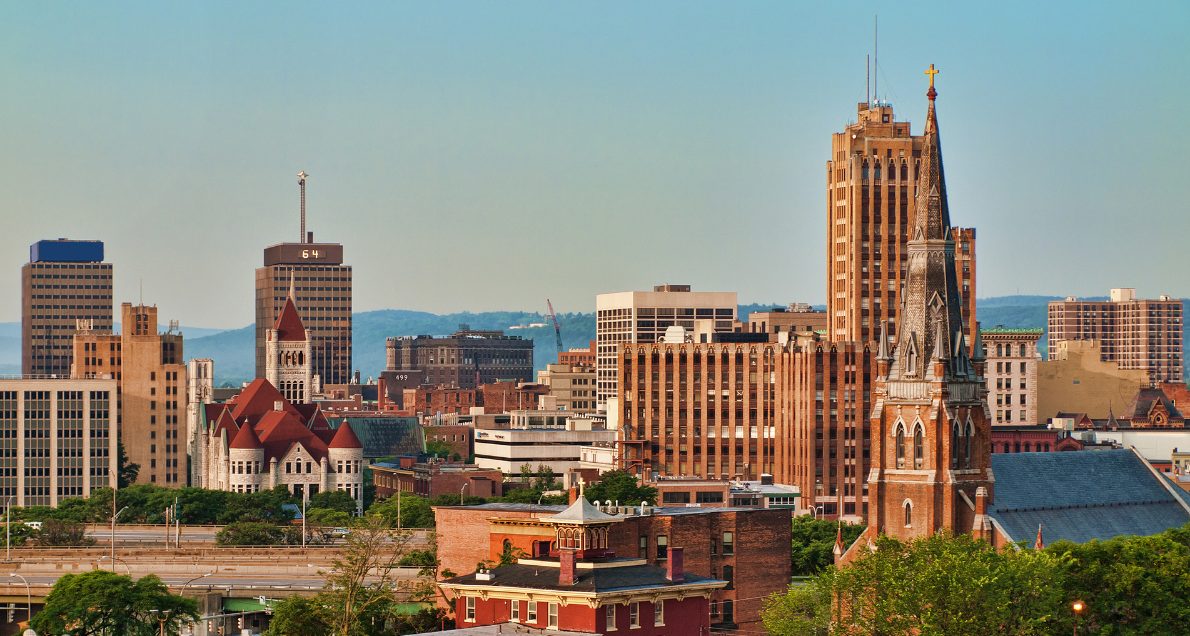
[6,297,1187,385]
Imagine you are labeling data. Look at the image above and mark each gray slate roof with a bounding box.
[443,560,723,594]
[990,449,1190,544]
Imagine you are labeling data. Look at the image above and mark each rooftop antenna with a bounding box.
[871,15,880,103]
[866,54,870,105]
[297,171,309,244]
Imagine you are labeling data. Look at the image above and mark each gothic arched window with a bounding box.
[951,422,960,469]
[895,423,906,469]
[965,421,975,468]
[904,500,913,527]
[913,425,924,469]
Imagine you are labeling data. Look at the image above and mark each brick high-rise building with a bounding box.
[22,239,113,377]
[825,100,976,347]
[1047,288,1183,383]
[596,285,737,407]
[618,336,779,481]
[982,327,1042,425]
[386,329,534,389]
[72,303,186,486]
[255,172,352,385]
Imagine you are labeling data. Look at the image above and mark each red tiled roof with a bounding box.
[273,296,307,342]
[328,419,363,449]
[230,379,302,424]
[229,420,263,449]
[257,410,329,462]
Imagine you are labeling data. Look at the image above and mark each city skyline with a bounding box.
[2,2,1188,329]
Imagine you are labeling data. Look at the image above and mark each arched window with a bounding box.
[1014,441,1021,453]
[997,344,1003,357]
[913,425,924,469]
[950,423,960,468]
[1019,344,1027,357]
[904,500,913,527]
[965,421,974,468]
[1024,442,1032,452]
[895,423,906,469]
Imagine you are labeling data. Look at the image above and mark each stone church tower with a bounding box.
[863,69,992,544]
[266,276,316,403]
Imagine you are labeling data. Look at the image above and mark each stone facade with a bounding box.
[982,328,1042,425]
[264,282,316,403]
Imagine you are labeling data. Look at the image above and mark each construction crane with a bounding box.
[546,299,564,360]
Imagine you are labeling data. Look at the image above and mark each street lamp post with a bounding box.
[460,482,469,505]
[111,505,129,566]
[301,497,307,549]
[5,496,12,562]
[9,573,31,624]
[1072,600,1086,636]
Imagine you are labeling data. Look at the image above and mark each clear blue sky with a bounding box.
[2,1,1187,328]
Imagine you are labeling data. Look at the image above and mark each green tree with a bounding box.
[789,516,865,576]
[309,489,360,514]
[369,494,435,528]
[36,519,95,546]
[425,440,452,459]
[117,441,140,489]
[308,508,352,528]
[324,516,419,636]
[215,521,299,546]
[584,470,657,506]
[1049,530,1190,634]
[764,532,1066,636]
[263,596,331,636]
[32,571,197,636]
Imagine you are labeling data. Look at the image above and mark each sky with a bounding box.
[2,1,1188,329]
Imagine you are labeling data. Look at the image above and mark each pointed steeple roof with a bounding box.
[229,421,263,450]
[887,66,968,385]
[328,419,363,449]
[1034,523,1045,550]
[273,296,307,343]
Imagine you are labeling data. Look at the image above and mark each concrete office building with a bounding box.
[596,285,737,406]
[1048,288,1183,383]
[72,303,186,486]
[21,239,113,378]
[0,377,118,506]
[537,363,598,414]
[737,304,828,340]
[255,172,352,385]
[825,100,976,347]
[386,329,534,389]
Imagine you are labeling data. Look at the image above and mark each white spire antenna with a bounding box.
[873,15,878,103]
[297,171,309,243]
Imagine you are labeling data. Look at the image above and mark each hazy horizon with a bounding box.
[3,2,1187,329]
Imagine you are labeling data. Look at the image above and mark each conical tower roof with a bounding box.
[273,296,307,342]
[229,421,263,450]
[328,419,363,449]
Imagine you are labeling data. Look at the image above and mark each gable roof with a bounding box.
[256,410,330,462]
[273,296,307,342]
[1124,386,1184,424]
[989,449,1190,545]
[229,420,263,450]
[230,379,302,424]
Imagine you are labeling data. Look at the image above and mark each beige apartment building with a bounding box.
[0,377,118,506]
[72,303,187,486]
[982,328,1042,425]
[537,362,597,414]
[825,101,976,347]
[1048,288,1183,383]
[595,285,737,406]
[737,304,828,339]
[21,239,113,378]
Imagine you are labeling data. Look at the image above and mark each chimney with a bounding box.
[975,486,988,516]
[568,486,578,504]
[558,548,577,586]
[665,547,684,582]
[274,400,284,412]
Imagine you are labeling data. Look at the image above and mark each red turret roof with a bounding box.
[229,420,263,450]
[273,296,307,342]
[328,419,363,449]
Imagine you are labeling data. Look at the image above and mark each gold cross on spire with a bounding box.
[925,64,939,88]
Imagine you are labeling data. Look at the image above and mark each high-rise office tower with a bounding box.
[825,101,976,346]
[1048,288,1183,383]
[255,172,352,385]
[72,303,187,486]
[22,239,113,377]
[595,285,737,406]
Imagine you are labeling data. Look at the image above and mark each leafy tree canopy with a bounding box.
[32,571,197,636]
[789,516,865,576]
[309,490,359,514]
[584,470,657,506]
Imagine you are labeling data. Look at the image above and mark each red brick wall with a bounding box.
[457,595,708,635]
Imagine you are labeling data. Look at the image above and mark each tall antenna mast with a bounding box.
[297,171,309,243]
[873,15,878,103]
[866,54,871,105]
